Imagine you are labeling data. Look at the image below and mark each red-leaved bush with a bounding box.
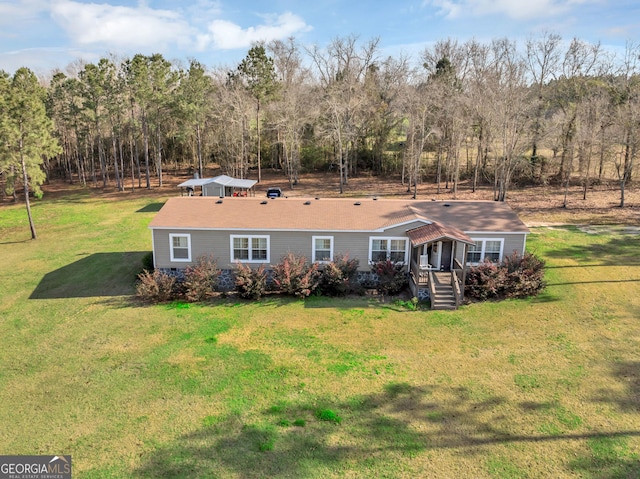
[465,252,545,300]
[136,269,179,303]
[183,255,220,302]
[272,252,320,298]
[317,254,360,296]
[370,259,408,296]
[234,262,268,300]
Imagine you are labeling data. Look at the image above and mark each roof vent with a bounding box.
[216,199,223,204]
[260,200,268,205]
[304,201,311,205]
[354,202,361,206]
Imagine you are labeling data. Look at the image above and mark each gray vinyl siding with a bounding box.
[153,229,231,269]
[502,233,528,258]
[153,227,420,270]
[269,231,365,264]
[153,227,527,270]
[454,232,527,264]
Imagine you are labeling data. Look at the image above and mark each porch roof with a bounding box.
[406,222,475,246]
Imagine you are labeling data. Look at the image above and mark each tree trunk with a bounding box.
[196,121,203,178]
[142,111,151,189]
[19,144,37,240]
[256,100,261,183]
[473,131,482,193]
[156,123,163,187]
[86,138,95,186]
[111,133,121,191]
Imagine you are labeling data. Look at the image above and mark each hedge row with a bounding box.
[136,253,407,303]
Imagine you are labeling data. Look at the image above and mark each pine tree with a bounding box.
[235,44,279,183]
[0,68,61,239]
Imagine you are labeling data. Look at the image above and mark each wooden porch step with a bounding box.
[432,302,457,311]
[430,271,458,310]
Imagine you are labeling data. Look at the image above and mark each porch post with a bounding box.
[461,243,468,301]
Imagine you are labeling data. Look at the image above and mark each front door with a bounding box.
[440,241,453,271]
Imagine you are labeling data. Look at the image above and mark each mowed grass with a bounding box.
[1,188,640,478]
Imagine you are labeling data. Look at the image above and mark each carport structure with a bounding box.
[178,175,257,197]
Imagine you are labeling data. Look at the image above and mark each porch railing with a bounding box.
[451,271,462,306]
[428,271,437,301]
[453,258,466,304]
[410,258,430,285]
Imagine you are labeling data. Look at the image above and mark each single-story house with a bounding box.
[178,175,257,197]
[148,197,529,309]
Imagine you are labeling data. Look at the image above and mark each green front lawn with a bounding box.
[1,189,639,478]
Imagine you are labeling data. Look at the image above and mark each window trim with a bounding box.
[230,234,270,263]
[169,233,192,262]
[466,238,504,265]
[368,237,409,264]
[312,236,334,263]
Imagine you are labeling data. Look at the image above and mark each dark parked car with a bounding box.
[266,187,282,198]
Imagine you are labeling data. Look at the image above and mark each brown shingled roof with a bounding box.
[148,197,529,233]
[406,222,475,246]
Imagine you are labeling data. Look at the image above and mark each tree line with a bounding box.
[2,34,639,235]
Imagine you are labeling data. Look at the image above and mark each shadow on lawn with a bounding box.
[137,202,165,213]
[30,251,146,299]
[544,236,640,267]
[594,361,640,413]
[546,278,640,286]
[134,381,640,478]
[574,361,640,478]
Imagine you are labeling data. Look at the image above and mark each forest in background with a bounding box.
[1,33,639,211]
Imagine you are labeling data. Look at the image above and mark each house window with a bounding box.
[369,237,408,264]
[313,236,333,262]
[231,235,270,263]
[170,234,191,262]
[466,238,504,264]
[467,241,483,263]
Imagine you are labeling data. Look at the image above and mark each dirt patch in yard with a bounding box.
[11,168,639,226]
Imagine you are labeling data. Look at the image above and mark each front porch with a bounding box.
[405,222,474,310]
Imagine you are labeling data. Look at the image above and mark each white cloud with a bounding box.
[425,0,596,20]
[0,0,50,26]
[0,46,92,76]
[50,0,195,51]
[198,12,311,50]
[186,0,223,20]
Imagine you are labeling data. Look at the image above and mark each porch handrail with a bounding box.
[453,258,467,303]
[410,258,418,284]
[428,271,437,304]
[451,271,462,307]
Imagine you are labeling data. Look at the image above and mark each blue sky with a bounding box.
[1,0,638,75]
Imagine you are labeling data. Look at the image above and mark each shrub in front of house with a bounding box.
[371,259,409,296]
[183,255,220,302]
[317,254,360,296]
[272,252,320,298]
[141,251,154,272]
[502,251,546,298]
[234,262,268,300]
[136,269,180,303]
[465,252,546,300]
[464,260,506,300]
